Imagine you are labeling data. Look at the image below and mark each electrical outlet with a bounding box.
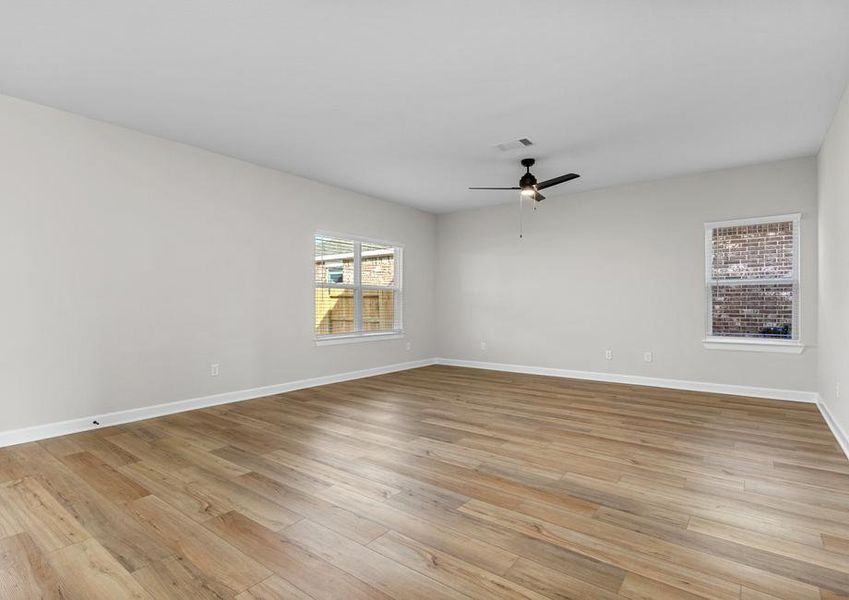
[480,341,487,351]
[211,363,220,377]
[405,341,412,351]
[643,352,653,363]
[604,350,613,360]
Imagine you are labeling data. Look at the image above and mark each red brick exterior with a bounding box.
[710,221,795,338]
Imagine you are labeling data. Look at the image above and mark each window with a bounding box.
[314,233,402,343]
[327,264,344,284]
[704,214,801,351]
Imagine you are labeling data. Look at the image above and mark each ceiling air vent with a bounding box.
[495,138,534,152]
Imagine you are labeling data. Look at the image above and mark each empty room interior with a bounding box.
[3,2,849,599]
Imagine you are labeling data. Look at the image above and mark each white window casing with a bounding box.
[703,213,803,353]
[314,231,403,345]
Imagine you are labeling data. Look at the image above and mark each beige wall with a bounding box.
[436,157,818,392]
[818,82,849,435]
[0,95,436,432]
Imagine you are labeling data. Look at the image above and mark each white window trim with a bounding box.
[315,331,405,346]
[703,213,803,353]
[702,337,804,353]
[314,231,404,345]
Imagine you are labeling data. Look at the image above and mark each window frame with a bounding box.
[314,231,404,346]
[703,213,804,354]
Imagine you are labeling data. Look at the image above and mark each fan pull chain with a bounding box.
[519,195,524,239]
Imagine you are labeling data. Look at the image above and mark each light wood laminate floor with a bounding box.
[1,365,848,599]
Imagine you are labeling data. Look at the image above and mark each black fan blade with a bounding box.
[536,173,580,190]
[533,191,546,201]
[469,186,521,190]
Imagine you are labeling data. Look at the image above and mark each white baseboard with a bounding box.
[435,358,819,403]
[817,396,849,461]
[0,359,436,448]
[3,356,833,452]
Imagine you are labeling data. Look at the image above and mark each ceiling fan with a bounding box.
[469,158,580,237]
[469,158,580,202]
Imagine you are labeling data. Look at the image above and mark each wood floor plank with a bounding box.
[204,510,392,600]
[64,430,141,469]
[741,587,792,600]
[20,448,175,573]
[591,505,828,599]
[235,575,315,600]
[119,460,234,523]
[108,431,195,472]
[316,483,520,576]
[179,465,302,531]
[38,435,85,459]
[157,435,251,479]
[283,518,471,599]
[349,468,627,592]
[459,498,744,600]
[0,365,846,599]
[211,445,334,497]
[234,471,388,544]
[0,477,89,552]
[132,556,237,600]
[368,530,550,599]
[687,516,849,573]
[264,447,402,500]
[49,537,152,599]
[618,572,706,600]
[127,495,271,594]
[0,498,24,540]
[504,557,624,600]
[59,451,150,504]
[0,533,62,599]
[513,496,834,597]
[823,534,849,556]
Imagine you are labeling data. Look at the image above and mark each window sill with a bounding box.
[315,331,405,346]
[702,337,805,354]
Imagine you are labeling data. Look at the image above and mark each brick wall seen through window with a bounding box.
[707,218,798,340]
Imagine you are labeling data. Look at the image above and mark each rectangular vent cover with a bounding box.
[495,138,534,152]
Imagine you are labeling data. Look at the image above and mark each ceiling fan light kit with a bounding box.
[518,158,539,198]
[469,158,580,238]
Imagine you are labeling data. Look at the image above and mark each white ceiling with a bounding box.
[2,1,849,213]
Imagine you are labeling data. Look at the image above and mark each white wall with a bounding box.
[0,92,828,440]
[436,158,818,393]
[818,83,849,436]
[0,95,436,433]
